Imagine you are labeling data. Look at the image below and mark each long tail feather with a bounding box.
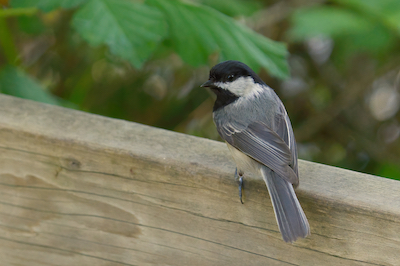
[261,167,310,242]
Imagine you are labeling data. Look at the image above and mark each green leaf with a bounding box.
[147,0,288,78]
[72,0,167,68]
[336,24,395,56]
[334,0,400,17]
[11,0,88,12]
[0,66,61,105]
[199,0,262,17]
[333,0,400,34]
[289,6,396,58]
[289,7,372,40]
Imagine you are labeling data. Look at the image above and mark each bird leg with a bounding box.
[235,168,244,204]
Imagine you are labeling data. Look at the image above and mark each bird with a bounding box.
[201,60,310,242]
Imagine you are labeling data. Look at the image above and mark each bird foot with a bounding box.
[235,168,244,204]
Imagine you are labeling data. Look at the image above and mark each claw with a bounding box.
[239,176,244,204]
[235,168,244,204]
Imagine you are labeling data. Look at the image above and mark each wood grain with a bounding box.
[0,94,399,265]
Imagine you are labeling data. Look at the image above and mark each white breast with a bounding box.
[226,143,263,179]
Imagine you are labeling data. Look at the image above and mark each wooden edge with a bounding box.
[1,94,399,217]
[1,94,400,265]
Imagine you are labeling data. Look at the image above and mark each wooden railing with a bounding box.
[0,94,399,265]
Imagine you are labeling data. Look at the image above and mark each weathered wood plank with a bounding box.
[0,94,399,265]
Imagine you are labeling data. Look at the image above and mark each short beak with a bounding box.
[200,80,213,88]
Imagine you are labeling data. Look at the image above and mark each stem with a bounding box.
[0,7,38,66]
[0,7,38,17]
[0,17,20,65]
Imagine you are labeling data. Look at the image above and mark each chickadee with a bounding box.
[201,60,310,242]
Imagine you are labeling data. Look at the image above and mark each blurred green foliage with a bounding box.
[0,65,60,104]
[0,0,400,180]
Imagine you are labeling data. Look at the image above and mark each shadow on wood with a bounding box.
[0,94,399,265]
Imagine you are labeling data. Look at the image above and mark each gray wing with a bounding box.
[218,114,299,186]
[273,103,299,178]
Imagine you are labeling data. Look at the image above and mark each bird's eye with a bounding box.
[227,74,235,81]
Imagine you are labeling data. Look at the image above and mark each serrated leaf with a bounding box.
[199,0,261,17]
[72,0,167,68]
[0,66,61,105]
[147,0,288,79]
[11,0,88,12]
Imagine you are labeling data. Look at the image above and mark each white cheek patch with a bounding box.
[214,77,264,98]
